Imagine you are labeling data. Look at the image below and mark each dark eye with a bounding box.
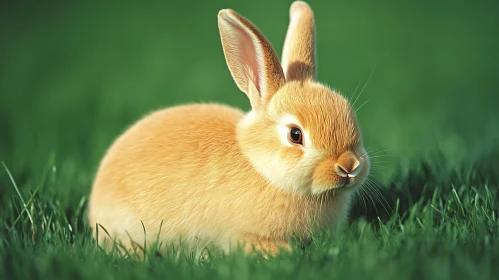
[288,127,303,145]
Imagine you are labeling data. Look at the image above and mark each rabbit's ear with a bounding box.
[281,1,316,81]
[218,9,285,110]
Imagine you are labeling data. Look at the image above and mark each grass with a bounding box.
[1,0,499,279]
[2,153,498,279]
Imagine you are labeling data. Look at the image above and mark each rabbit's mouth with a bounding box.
[337,174,365,189]
[342,176,352,187]
[309,176,365,196]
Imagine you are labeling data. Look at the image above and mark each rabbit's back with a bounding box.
[88,103,249,251]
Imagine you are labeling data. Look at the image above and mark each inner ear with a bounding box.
[247,75,263,109]
[230,24,262,95]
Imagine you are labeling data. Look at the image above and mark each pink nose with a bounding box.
[334,151,360,177]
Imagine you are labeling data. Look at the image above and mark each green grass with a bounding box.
[1,0,499,279]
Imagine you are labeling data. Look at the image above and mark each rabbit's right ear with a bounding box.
[218,9,285,111]
[281,1,316,81]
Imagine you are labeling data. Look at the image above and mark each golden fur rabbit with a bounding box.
[88,1,370,256]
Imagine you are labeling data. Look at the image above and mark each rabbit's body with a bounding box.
[89,103,352,254]
[89,1,370,256]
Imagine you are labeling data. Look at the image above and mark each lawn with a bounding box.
[1,0,499,279]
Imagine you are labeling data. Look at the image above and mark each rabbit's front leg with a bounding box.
[240,233,293,257]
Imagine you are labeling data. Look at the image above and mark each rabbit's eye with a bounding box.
[288,127,303,145]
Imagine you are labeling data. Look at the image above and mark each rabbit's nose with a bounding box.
[334,151,360,178]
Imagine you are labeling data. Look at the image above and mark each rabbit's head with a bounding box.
[218,1,369,195]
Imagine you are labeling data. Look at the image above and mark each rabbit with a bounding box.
[87,1,370,257]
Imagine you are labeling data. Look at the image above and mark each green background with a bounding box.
[1,0,498,182]
[1,0,498,279]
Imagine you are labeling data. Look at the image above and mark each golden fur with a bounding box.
[88,1,370,257]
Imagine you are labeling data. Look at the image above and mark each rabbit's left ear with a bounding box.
[218,9,285,111]
[281,1,316,81]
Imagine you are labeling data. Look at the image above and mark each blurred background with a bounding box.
[1,0,498,200]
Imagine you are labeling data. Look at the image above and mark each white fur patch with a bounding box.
[241,112,324,195]
[268,114,324,194]
[241,110,258,127]
[277,125,293,147]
